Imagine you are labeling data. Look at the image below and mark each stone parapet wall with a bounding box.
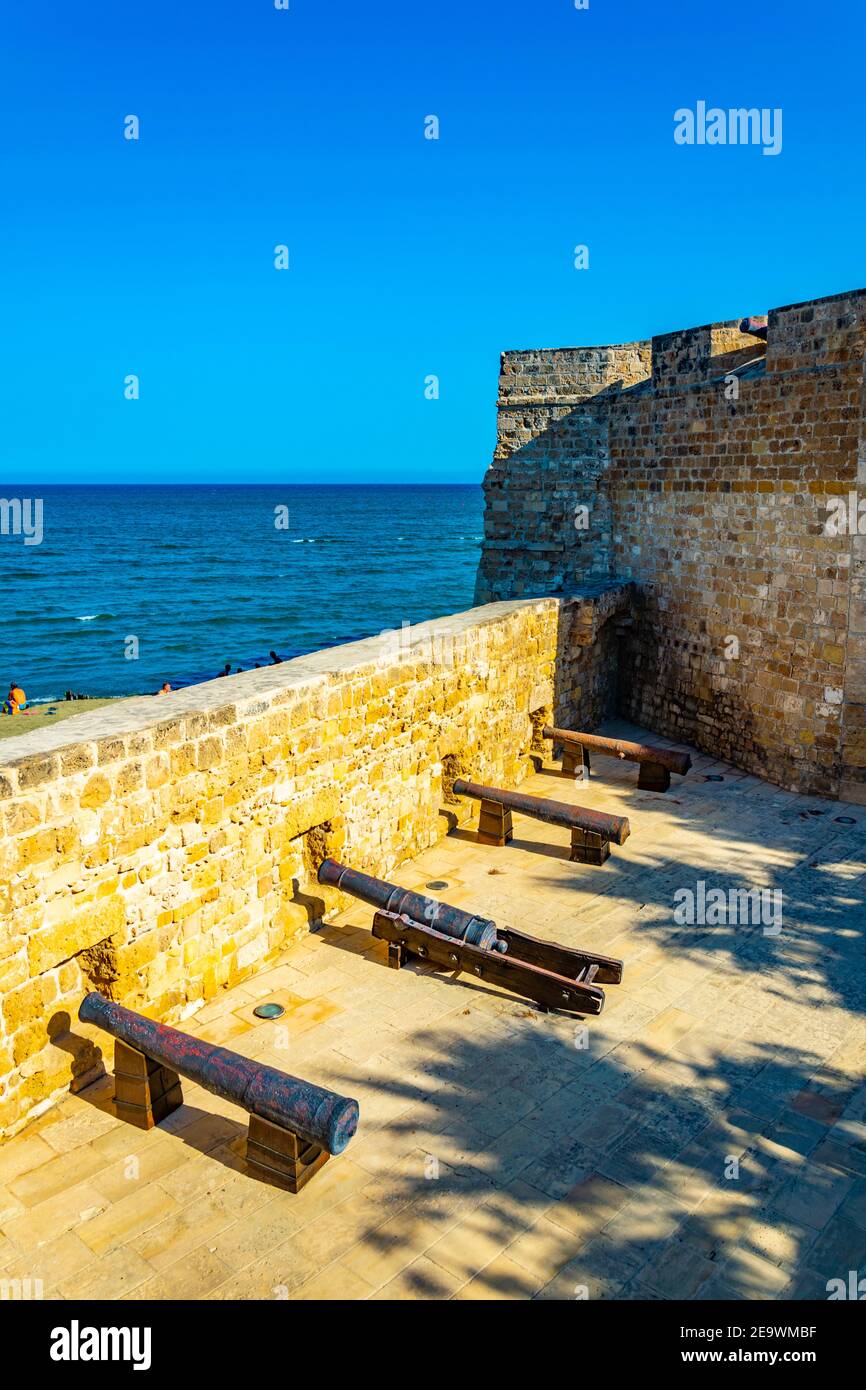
[0,594,620,1136]
[498,343,651,406]
[611,330,861,796]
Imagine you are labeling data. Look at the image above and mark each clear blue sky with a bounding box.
[1,0,863,484]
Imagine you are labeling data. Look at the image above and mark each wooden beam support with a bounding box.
[570,827,610,865]
[113,1039,183,1130]
[562,744,591,780]
[543,725,691,792]
[246,1114,329,1194]
[477,797,513,846]
[637,761,671,792]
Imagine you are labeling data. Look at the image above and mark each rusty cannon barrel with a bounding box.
[542,726,691,777]
[452,778,630,846]
[79,992,359,1155]
[318,857,504,952]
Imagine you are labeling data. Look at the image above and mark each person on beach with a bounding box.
[156,682,172,695]
[4,682,27,714]
[220,662,232,677]
[269,650,283,664]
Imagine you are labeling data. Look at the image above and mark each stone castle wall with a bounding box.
[476,289,866,801]
[480,343,652,592]
[5,286,864,1138]
[0,595,620,1136]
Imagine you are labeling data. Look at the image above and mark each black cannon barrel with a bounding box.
[542,725,692,777]
[452,778,631,845]
[318,858,502,951]
[79,993,359,1156]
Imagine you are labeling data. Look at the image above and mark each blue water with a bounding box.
[0,485,484,700]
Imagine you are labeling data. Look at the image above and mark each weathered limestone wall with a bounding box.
[0,595,619,1136]
[478,343,652,596]
[477,289,866,800]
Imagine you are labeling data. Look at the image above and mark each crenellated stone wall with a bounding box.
[476,289,866,801]
[0,593,623,1136]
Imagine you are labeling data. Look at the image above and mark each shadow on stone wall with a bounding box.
[551,596,625,734]
[476,392,629,605]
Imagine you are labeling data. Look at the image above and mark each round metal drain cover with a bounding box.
[426,880,449,890]
[253,1002,285,1019]
[705,775,725,782]
[834,816,857,825]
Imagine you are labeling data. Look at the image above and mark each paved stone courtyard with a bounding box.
[1,721,865,1301]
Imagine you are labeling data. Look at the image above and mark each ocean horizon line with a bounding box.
[3,481,483,489]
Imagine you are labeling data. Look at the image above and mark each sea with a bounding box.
[0,485,484,702]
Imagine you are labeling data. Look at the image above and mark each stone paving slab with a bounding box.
[1,720,865,1301]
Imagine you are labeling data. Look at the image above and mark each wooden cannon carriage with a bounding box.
[452,777,630,865]
[318,859,623,1015]
[542,725,692,793]
[79,993,359,1193]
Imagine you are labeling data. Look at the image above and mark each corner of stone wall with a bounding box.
[765,289,866,374]
[840,390,866,803]
[497,341,651,407]
[551,582,634,733]
[477,344,651,604]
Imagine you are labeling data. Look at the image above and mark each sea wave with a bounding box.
[74,613,115,621]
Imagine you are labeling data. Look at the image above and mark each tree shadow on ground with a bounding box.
[325,1001,866,1300]
[304,767,866,1299]
[511,774,866,1021]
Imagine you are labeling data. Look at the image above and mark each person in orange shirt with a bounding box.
[4,682,27,714]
